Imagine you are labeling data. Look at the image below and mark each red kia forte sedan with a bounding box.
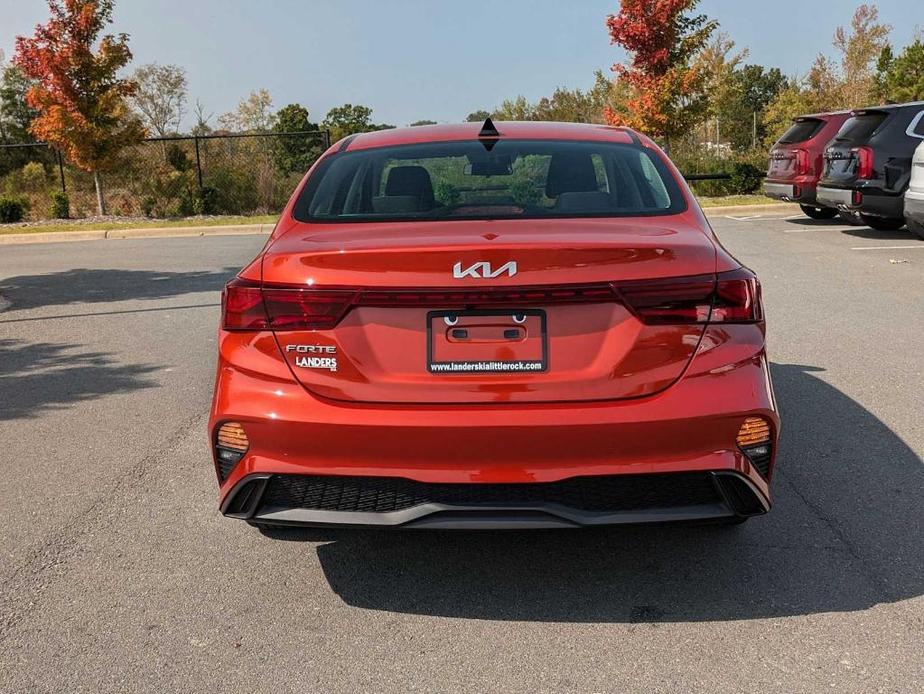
[210,120,778,530]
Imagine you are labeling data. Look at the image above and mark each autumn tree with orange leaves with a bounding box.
[604,0,716,144]
[14,0,144,215]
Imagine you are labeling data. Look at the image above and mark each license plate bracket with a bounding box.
[427,309,548,374]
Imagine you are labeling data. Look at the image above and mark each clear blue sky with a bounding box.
[1,0,921,128]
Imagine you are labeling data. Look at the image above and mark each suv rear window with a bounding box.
[778,118,824,144]
[834,112,889,142]
[293,139,686,222]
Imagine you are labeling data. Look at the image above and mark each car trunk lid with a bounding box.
[262,218,719,404]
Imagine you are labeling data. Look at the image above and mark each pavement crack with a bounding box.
[0,411,209,644]
[779,471,903,606]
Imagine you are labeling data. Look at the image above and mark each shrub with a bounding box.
[193,187,217,215]
[728,163,764,195]
[21,161,48,192]
[0,197,27,223]
[166,143,191,172]
[141,196,157,217]
[206,167,260,215]
[50,191,70,219]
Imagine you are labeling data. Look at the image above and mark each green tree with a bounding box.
[877,39,924,103]
[322,103,393,141]
[465,110,491,122]
[532,72,616,123]
[716,65,788,151]
[492,96,536,121]
[0,62,38,143]
[219,89,275,132]
[872,44,894,102]
[409,119,437,126]
[272,103,321,175]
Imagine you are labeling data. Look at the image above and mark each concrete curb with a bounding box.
[701,202,796,217]
[0,223,272,246]
[0,203,798,247]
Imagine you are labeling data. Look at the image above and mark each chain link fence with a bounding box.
[0,130,330,220]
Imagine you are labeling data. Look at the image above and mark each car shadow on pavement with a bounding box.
[0,267,240,311]
[783,216,849,227]
[0,338,159,421]
[837,226,921,241]
[266,362,924,623]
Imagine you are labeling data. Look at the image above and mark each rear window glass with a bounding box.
[910,110,924,137]
[293,139,686,222]
[778,119,824,144]
[834,113,889,142]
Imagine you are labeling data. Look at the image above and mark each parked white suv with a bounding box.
[905,140,924,239]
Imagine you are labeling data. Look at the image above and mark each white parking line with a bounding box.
[850,244,924,250]
[725,215,765,221]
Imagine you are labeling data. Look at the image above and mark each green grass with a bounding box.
[696,195,786,208]
[0,214,278,236]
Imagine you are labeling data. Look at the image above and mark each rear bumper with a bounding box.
[222,471,768,529]
[764,181,817,205]
[905,190,924,221]
[817,185,905,218]
[210,323,779,528]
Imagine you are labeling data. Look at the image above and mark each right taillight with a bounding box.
[852,146,874,179]
[616,268,762,325]
[794,148,810,176]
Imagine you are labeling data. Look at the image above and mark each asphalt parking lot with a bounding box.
[0,213,922,693]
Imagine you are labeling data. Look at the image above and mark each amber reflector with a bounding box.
[217,422,249,452]
[736,417,771,447]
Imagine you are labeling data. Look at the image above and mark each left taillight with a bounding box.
[616,268,763,325]
[222,277,357,331]
[222,277,268,330]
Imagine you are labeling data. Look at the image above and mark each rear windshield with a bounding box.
[833,112,889,143]
[778,118,824,144]
[292,139,686,222]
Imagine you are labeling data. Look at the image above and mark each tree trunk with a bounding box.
[93,171,106,216]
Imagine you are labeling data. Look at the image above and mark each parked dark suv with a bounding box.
[817,102,924,231]
[765,111,851,219]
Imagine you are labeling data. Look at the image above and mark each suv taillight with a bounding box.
[852,146,875,179]
[795,149,810,176]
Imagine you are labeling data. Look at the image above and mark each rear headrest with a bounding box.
[545,153,599,197]
[385,166,435,208]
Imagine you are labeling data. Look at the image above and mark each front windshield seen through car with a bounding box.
[293,139,685,222]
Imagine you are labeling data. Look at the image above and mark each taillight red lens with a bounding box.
[616,268,762,325]
[711,268,763,323]
[222,278,268,330]
[615,275,715,324]
[853,146,874,179]
[795,149,810,176]
[262,288,357,330]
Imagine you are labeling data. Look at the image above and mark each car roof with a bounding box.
[796,110,852,119]
[851,101,924,114]
[338,121,641,152]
